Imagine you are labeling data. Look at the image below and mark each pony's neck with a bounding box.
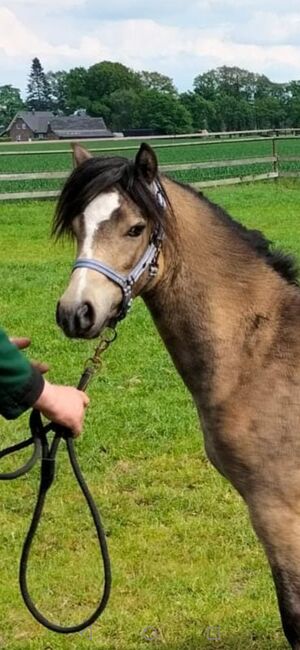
[143,179,285,410]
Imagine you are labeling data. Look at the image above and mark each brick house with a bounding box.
[7,111,53,141]
[5,111,112,141]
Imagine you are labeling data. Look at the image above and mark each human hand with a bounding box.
[33,380,90,437]
[10,336,49,374]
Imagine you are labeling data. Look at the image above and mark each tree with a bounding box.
[26,58,51,111]
[286,81,300,127]
[254,97,286,129]
[86,61,142,103]
[64,62,143,118]
[21,60,295,131]
[87,100,112,124]
[254,74,275,100]
[213,67,257,100]
[106,89,141,131]
[46,70,69,112]
[193,68,219,101]
[139,71,177,95]
[64,67,89,113]
[138,90,193,134]
[214,94,255,131]
[194,66,275,103]
[98,87,193,133]
[192,66,291,130]
[180,92,215,130]
[0,85,23,130]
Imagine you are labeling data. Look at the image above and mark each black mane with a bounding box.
[53,155,170,239]
[199,192,299,286]
[175,181,299,287]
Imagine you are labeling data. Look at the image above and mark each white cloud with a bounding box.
[0,7,78,58]
[56,19,300,77]
[2,7,300,91]
[0,10,228,64]
[238,11,300,45]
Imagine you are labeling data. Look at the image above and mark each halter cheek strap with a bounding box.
[72,232,162,321]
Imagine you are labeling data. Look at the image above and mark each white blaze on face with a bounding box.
[75,190,120,300]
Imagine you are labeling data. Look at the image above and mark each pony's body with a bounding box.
[146,179,300,492]
[55,144,300,648]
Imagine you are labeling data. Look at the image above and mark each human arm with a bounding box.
[0,330,89,435]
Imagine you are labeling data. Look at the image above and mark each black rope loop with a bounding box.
[0,435,41,480]
[0,329,118,633]
[0,403,111,633]
[18,411,111,633]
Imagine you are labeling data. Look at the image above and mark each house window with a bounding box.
[22,123,26,130]
[16,122,21,129]
[38,133,44,140]
[16,135,21,142]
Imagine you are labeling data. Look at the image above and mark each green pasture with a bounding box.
[0,137,199,153]
[1,180,300,649]
[1,137,300,194]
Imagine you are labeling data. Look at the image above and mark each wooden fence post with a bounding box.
[272,137,279,180]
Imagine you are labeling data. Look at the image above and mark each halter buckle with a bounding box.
[149,263,158,278]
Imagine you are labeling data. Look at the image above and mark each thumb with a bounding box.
[31,360,50,374]
[10,337,31,350]
[80,391,90,407]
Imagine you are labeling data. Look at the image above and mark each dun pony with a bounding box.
[55,142,300,649]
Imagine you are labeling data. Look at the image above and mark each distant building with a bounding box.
[5,110,113,141]
[49,115,112,140]
[6,111,53,141]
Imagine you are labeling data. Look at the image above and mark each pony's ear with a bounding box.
[135,143,158,184]
[72,143,92,167]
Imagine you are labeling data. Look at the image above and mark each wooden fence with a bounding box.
[0,136,299,201]
[1,127,300,147]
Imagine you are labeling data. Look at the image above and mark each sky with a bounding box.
[2,0,300,96]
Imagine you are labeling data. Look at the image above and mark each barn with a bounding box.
[5,111,113,141]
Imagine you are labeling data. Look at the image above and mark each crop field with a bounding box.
[0,179,300,649]
[1,136,300,195]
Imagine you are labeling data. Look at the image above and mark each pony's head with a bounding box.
[55,143,169,338]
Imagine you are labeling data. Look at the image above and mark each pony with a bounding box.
[55,142,300,649]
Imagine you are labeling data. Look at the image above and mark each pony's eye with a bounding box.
[126,224,145,237]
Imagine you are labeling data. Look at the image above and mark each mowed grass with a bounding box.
[0,180,299,650]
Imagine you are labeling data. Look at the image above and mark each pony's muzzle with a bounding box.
[56,300,95,338]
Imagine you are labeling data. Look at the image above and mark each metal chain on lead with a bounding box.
[77,327,118,392]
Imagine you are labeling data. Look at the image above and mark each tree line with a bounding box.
[1,57,300,134]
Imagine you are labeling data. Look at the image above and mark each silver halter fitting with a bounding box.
[72,183,166,322]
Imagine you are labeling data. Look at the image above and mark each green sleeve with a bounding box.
[0,328,44,420]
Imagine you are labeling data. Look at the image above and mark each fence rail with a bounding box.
[0,171,67,181]
[1,127,300,148]
[280,171,300,178]
[0,136,283,156]
[0,190,60,201]
[1,138,300,201]
[0,156,278,183]
[191,172,279,189]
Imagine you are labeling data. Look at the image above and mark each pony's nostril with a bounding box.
[75,301,95,332]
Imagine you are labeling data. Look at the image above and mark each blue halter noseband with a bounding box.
[72,184,166,322]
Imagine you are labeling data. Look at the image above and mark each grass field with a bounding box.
[1,179,300,650]
[1,136,300,194]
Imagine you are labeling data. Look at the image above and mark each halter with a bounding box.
[72,183,166,321]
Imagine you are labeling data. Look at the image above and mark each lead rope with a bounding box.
[0,327,117,633]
